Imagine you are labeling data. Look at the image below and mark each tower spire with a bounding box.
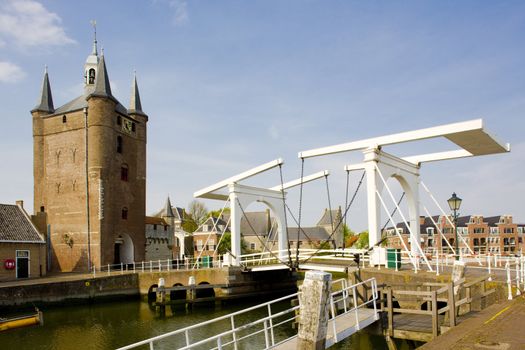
[162,196,175,218]
[90,20,98,56]
[128,71,145,115]
[91,51,113,98]
[31,65,54,114]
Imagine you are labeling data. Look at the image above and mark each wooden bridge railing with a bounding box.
[382,275,495,341]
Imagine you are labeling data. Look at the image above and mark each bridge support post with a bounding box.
[297,270,332,350]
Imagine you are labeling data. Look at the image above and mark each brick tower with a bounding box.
[31,36,147,272]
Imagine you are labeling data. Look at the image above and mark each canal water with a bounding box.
[0,299,418,350]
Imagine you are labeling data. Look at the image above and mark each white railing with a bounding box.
[116,292,301,350]
[90,255,225,277]
[116,277,378,350]
[327,277,378,346]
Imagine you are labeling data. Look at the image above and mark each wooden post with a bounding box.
[297,271,332,350]
[431,290,438,338]
[387,288,393,337]
[466,286,472,313]
[448,282,456,327]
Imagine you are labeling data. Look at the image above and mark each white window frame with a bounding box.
[16,249,30,279]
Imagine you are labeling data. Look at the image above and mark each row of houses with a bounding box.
[386,215,525,255]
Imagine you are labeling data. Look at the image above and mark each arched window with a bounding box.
[122,207,128,220]
[88,68,96,84]
[121,164,129,181]
[117,136,123,154]
[62,115,67,123]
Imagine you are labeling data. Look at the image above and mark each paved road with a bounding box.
[420,296,525,350]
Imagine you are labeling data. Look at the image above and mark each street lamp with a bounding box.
[447,192,462,261]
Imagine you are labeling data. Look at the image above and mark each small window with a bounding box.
[164,225,167,231]
[250,243,256,250]
[131,123,136,132]
[122,207,128,220]
[40,206,45,212]
[153,224,157,230]
[121,165,128,181]
[117,136,123,154]
[88,68,96,84]
[62,115,67,123]
[117,116,122,125]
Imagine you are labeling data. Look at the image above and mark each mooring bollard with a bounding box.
[120,262,123,275]
[158,259,161,271]
[141,261,144,273]
[92,265,96,278]
[150,260,153,273]
[107,264,110,276]
[506,262,513,300]
[297,270,332,350]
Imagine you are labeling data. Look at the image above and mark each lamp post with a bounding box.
[447,192,462,261]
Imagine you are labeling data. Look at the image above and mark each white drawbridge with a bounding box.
[299,119,510,269]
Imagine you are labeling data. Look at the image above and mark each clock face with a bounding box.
[122,119,133,134]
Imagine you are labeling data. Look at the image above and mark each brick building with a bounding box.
[0,202,46,281]
[386,215,525,255]
[31,38,148,271]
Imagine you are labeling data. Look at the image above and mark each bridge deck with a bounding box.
[273,308,378,349]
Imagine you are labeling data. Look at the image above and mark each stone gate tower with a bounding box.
[31,37,147,272]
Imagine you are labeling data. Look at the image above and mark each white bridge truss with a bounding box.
[299,119,510,268]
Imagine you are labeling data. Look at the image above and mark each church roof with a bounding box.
[0,204,45,243]
[31,67,54,114]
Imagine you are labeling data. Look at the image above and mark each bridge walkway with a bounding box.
[274,308,378,349]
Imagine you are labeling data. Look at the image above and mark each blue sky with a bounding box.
[0,0,523,230]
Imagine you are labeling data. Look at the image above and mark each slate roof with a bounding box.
[31,68,54,114]
[287,227,332,241]
[316,208,341,227]
[0,204,45,243]
[53,92,128,115]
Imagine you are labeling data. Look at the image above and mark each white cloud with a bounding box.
[169,0,188,26]
[0,60,25,82]
[0,0,75,48]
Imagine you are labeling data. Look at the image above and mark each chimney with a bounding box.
[16,200,24,208]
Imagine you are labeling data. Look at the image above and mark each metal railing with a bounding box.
[326,277,379,347]
[117,277,378,350]
[116,291,300,350]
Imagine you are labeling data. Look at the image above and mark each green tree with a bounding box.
[354,231,369,249]
[217,231,249,255]
[209,207,230,218]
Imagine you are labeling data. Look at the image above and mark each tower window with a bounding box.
[153,224,157,230]
[62,115,67,123]
[122,207,128,220]
[117,136,123,154]
[131,123,136,132]
[117,116,122,125]
[88,68,96,84]
[40,206,45,212]
[121,165,128,181]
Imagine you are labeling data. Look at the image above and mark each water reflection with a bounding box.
[0,299,420,350]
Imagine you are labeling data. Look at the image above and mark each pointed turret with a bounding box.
[162,197,175,218]
[128,72,146,116]
[91,52,113,98]
[31,66,54,114]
